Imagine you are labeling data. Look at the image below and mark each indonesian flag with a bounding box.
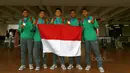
[38,24,82,57]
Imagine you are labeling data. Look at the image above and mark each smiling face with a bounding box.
[70,11,76,18]
[39,11,45,18]
[22,10,29,17]
[55,10,62,17]
[82,9,88,17]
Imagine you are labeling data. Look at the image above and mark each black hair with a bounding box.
[70,9,76,13]
[40,10,46,13]
[55,8,62,13]
[22,9,29,13]
[82,8,88,11]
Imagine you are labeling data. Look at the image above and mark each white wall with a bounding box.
[0,23,18,36]
[7,24,18,31]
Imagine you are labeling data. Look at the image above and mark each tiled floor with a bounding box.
[0,48,130,73]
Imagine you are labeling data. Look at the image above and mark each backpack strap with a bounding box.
[22,18,24,23]
[53,17,56,22]
[30,17,32,20]
[51,17,56,24]
[78,18,81,24]
[44,19,46,24]
[68,18,70,21]
[30,17,33,23]
[35,18,38,24]
[44,18,47,24]
[81,18,84,26]
[62,17,65,24]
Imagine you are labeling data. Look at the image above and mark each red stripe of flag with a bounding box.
[38,24,82,41]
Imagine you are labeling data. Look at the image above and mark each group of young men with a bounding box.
[18,8,105,73]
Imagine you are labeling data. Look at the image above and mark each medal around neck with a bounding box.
[88,20,91,23]
[67,21,70,24]
[23,23,26,26]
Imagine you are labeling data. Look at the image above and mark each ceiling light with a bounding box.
[114,25,119,26]
[124,25,129,26]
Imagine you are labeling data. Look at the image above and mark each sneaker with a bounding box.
[61,64,66,70]
[67,64,73,70]
[18,65,26,70]
[29,64,33,70]
[35,66,40,71]
[50,64,57,70]
[99,67,105,73]
[85,65,91,71]
[76,64,83,70]
[43,64,47,69]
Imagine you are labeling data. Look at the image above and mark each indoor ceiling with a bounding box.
[0,0,130,25]
[0,0,130,6]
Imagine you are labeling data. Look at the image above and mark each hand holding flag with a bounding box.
[38,24,82,56]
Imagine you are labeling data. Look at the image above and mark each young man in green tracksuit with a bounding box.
[81,8,105,73]
[50,8,66,70]
[33,10,48,71]
[67,9,83,70]
[18,9,35,70]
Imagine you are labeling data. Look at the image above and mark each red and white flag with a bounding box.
[38,24,82,57]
